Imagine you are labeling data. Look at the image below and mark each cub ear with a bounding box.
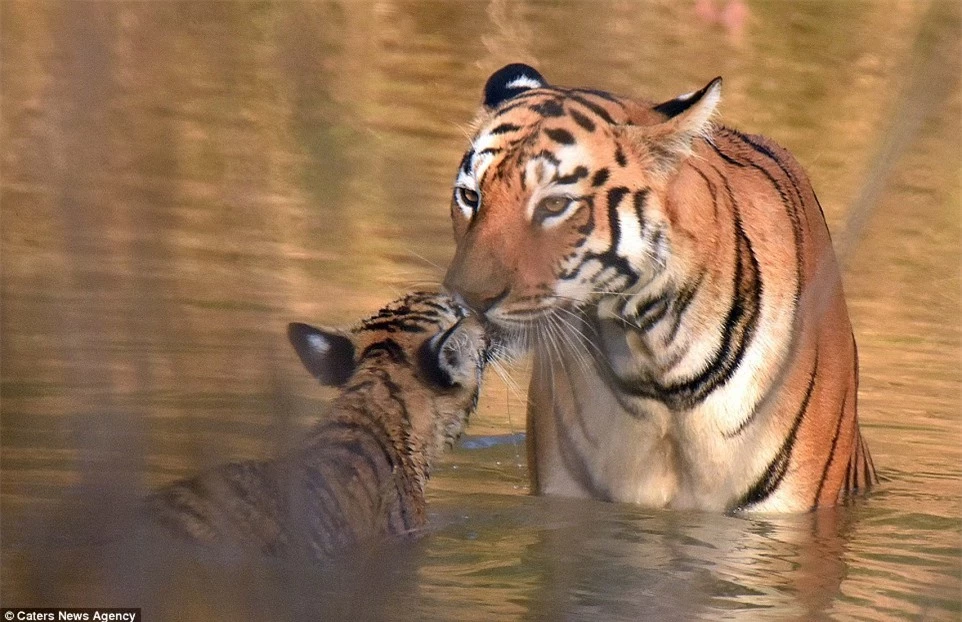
[483,63,549,109]
[619,77,723,175]
[287,322,356,387]
[420,319,484,388]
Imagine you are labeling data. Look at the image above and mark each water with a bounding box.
[2,1,959,619]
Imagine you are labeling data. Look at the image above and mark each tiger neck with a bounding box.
[589,204,763,410]
[322,366,431,496]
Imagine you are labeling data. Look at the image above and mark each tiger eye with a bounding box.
[537,196,572,215]
[457,187,480,209]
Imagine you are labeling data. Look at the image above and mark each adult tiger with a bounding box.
[443,64,876,512]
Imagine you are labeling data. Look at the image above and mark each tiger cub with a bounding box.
[147,292,487,556]
[443,64,876,512]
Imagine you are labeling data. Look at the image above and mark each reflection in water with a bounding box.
[2,1,960,619]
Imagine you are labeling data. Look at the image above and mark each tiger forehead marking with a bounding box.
[443,63,875,513]
[467,91,625,191]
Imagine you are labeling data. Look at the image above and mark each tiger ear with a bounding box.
[618,77,722,175]
[287,322,356,387]
[483,63,548,109]
[419,318,485,388]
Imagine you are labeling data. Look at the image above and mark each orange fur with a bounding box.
[444,67,876,512]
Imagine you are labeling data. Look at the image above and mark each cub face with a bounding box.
[443,64,721,347]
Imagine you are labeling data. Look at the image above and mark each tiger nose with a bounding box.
[446,285,510,316]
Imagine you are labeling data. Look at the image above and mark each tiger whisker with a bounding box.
[548,312,594,377]
[400,249,446,274]
[489,359,529,407]
[549,307,606,364]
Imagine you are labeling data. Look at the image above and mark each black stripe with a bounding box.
[533,149,561,167]
[569,108,597,132]
[844,459,853,499]
[530,99,565,117]
[419,299,454,314]
[489,154,514,187]
[321,439,390,506]
[566,187,639,289]
[633,189,649,231]
[691,167,719,217]
[734,131,807,212]
[711,132,804,306]
[864,439,877,485]
[630,294,670,332]
[459,150,474,175]
[734,131,811,239]
[545,128,575,145]
[314,419,400,471]
[567,93,617,124]
[604,170,761,411]
[614,145,628,167]
[314,417,416,534]
[852,434,863,493]
[667,224,761,408]
[729,350,819,512]
[606,186,629,251]
[360,318,431,333]
[575,252,638,290]
[555,166,589,185]
[665,268,707,345]
[571,88,626,106]
[490,123,522,135]
[812,391,849,508]
[360,339,409,364]
[591,168,610,187]
[490,87,561,116]
[859,436,871,489]
[546,354,615,501]
[302,467,351,550]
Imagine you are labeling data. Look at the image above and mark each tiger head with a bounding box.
[288,292,488,454]
[443,64,722,350]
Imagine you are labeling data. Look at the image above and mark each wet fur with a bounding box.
[146,292,486,555]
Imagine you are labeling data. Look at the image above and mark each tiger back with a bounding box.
[442,64,876,512]
[147,292,487,556]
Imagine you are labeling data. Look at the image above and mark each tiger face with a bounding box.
[444,64,721,346]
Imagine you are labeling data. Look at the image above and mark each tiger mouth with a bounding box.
[480,300,592,359]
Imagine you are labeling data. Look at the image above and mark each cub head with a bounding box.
[288,292,488,452]
[443,63,722,349]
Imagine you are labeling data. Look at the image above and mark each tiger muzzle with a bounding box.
[443,248,513,317]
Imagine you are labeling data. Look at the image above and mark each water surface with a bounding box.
[2,2,960,619]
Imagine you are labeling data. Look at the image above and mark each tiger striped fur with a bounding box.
[146,292,487,556]
[443,64,876,512]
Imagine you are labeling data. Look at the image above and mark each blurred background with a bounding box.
[2,1,960,619]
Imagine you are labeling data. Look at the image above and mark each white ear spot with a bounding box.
[506,75,544,90]
[307,334,330,354]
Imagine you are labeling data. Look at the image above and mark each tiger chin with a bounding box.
[443,63,876,513]
[146,292,487,557]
